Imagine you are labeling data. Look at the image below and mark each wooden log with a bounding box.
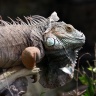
[0,66,40,92]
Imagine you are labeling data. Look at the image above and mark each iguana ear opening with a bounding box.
[49,11,59,22]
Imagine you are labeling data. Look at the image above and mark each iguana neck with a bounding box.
[38,49,73,89]
[45,49,72,67]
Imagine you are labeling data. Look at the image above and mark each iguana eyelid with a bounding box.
[65,26,72,32]
[65,24,74,32]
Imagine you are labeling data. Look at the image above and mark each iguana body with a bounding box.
[0,16,46,68]
[0,12,85,89]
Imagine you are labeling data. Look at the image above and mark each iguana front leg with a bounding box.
[21,47,41,70]
[21,46,41,83]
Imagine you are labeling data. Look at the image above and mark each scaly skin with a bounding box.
[39,13,85,88]
[0,12,85,89]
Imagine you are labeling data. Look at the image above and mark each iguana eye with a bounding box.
[65,24,73,32]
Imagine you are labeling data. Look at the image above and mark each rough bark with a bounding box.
[0,66,40,92]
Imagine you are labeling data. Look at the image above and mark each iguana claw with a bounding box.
[31,67,40,74]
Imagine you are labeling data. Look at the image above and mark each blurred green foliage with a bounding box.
[79,65,96,96]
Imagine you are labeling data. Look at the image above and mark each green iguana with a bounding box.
[0,12,85,90]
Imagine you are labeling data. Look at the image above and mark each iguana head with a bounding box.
[43,12,85,65]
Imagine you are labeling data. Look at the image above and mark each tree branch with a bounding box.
[0,66,40,92]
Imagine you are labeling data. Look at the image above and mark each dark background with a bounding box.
[0,0,96,67]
